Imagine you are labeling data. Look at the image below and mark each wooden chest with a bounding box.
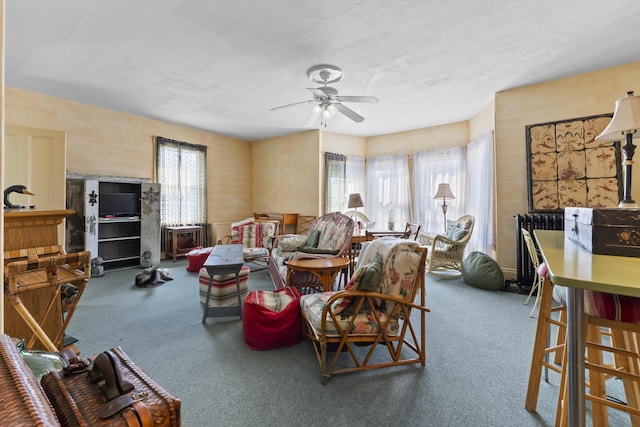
[564,207,640,257]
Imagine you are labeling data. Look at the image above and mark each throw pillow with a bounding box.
[331,252,384,316]
[448,227,467,242]
[177,236,196,249]
[296,247,340,255]
[461,251,504,290]
[278,235,308,252]
[358,252,383,292]
[305,229,321,248]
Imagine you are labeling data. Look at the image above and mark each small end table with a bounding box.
[286,257,350,294]
[165,226,203,261]
[202,244,244,323]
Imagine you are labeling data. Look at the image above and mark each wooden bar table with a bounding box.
[533,230,640,427]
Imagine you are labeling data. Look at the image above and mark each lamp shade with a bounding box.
[433,183,455,200]
[595,91,640,141]
[348,193,364,209]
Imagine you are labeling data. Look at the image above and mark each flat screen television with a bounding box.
[99,193,140,217]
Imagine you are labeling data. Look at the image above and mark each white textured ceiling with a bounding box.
[6,1,640,141]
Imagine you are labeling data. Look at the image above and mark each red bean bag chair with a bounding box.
[185,247,212,272]
[242,287,302,350]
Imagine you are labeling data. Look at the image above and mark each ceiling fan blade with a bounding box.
[306,87,328,97]
[336,103,365,123]
[336,95,379,103]
[303,107,321,127]
[270,100,312,111]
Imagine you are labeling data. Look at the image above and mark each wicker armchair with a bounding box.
[421,215,475,278]
[268,212,354,291]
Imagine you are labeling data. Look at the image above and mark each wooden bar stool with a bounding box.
[525,276,567,412]
[555,292,640,427]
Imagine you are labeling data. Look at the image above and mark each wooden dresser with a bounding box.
[254,212,299,234]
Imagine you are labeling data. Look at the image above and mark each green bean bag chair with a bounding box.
[461,251,504,290]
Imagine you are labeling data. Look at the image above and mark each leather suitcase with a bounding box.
[41,346,181,427]
[0,334,61,426]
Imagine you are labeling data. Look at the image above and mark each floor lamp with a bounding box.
[434,183,455,232]
[595,91,640,208]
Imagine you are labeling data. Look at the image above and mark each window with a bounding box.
[413,147,465,234]
[325,152,346,213]
[324,153,366,213]
[366,154,411,230]
[156,137,207,227]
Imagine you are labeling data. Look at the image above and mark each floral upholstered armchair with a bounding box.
[299,238,429,383]
[268,212,354,290]
[420,214,475,277]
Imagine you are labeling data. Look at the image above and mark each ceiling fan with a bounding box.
[271,64,379,127]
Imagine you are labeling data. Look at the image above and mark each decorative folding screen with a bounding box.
[526,114,621,212]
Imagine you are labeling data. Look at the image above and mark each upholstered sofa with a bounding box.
[268,212,354,290]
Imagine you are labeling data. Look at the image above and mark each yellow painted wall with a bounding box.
[6,60,640,274]
[495,61,640,275]
[251,130,320,216]
[366,121,469,156]
[469,99,495,141]
[320,131,366,157]
[5,87,252,229]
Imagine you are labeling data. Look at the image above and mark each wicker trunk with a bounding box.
[0,334,61,425]
[41,346,181,427]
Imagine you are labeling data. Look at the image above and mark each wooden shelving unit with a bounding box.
[66,175,161,271]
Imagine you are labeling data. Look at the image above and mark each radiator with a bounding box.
[511,212,564,293]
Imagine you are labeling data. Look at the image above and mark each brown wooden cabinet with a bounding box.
[3,209,89,351]
[253,212,299,234]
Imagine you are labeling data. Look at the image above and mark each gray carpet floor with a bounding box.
[66,260,627,426]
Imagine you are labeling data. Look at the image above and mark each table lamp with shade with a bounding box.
[595,90,640,208]
[434,183,455,232]
[347,193,364,228]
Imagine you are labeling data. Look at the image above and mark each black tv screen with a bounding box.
[99,193,140,217]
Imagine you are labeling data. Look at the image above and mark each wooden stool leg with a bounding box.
[612,329,640,427]
[554,308,567,365]
[587,324,608,426]
[526,277,557,411]
[556,340,569,427]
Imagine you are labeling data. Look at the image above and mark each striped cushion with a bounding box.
[553,285,640,324]
[245,288,298,313]
[198,265,250,307]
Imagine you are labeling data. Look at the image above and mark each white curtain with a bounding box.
[346,155,366,210]
[156,137,207,227]
[465,130,495,256]
[413,147,466,234]
[324,154,366,213]
[366,154,411,231]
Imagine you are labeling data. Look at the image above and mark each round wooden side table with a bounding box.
[285,257,350,293]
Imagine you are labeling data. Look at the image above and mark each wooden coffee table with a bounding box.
[285,257,350,293]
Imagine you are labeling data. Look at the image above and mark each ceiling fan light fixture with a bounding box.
[271,64,378,127]
[307,64,343,85]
